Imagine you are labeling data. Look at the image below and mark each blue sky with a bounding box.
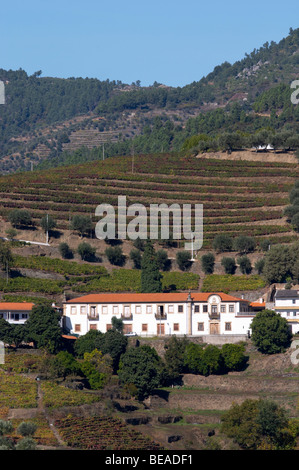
[0,0,298,87]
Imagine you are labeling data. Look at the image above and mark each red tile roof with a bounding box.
[0,302,34,311]
[65,292,249,304]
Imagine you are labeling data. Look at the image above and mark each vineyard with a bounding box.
[0,152,297,250]
[54,415,163,450]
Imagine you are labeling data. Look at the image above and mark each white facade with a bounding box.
[274,290,299,334]
[0,302,34,325]
[63,292,258,338]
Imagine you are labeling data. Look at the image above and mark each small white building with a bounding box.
[274,290,299,334]
[0,302,34,325]
[63,292,261,338]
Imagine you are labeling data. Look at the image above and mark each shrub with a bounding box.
[105,246,126,266]
[212,234,233,253]
[237,255,252,274]
[221,257,236,274]
[59,242,73,259]
[233,235,256,254]
[77,242,96,261]
[176,251,192,271]
[251,309,293,354]
[201,252,215,274]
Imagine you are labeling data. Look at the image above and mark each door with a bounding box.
[157,323,165,336]
[210,322,220,334]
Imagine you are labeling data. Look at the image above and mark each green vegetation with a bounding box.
[201,274,266,293]
[251,309,293,354]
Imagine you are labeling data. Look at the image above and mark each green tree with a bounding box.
[156,249,171,271]
[70,215,92,238]
[8,209,32,228]
[262,245,293,283]
[233,235,256,254]
[221,343,248,371]
[201,253,215,274]
[77,242,96,261]
[130,249,142,269]
[212,234,233,253]
[250,309,292,354]
[25,304,63,353]
[40,214,56,241]
[221,257,236,274]
[221,399,295,450]
[0,241,14,280]
[59,242,73,259]
[237,255,252,274]
[118,345,161,400]
[176,251,192,271]
[141,241,162,292]
[105,246,126,266]
[161,336,190,385]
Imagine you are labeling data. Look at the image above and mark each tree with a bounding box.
[212,234,233,253]
[255,258,265,275]
[80,349,113,389]
[201,253,215,274]
[176,251,192,271]
[233,235,256,254]
[105,246,126,266]
[221,257,236,274]
[237,255,252,274]
[250,309,292,354]
[25,304,63,353]
[141,241,162,293]
[161,336,190,385]
[59,242,73,259]
[221,343,248,371]
[118,345,161,400]
[0,241,14,281]
[8,209,32,228]
[77,242,96,261]
[70,215,92,237]
[262,245,293,283]
[130,249,142,269]
[221,399,295,450]
[74,329,104,358]
[156,249,171,271]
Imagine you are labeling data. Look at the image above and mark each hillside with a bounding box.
[0,27,298,173]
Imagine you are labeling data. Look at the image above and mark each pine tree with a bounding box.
[140,240,162,293]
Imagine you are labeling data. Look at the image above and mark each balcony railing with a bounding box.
[155,313,167,320]
[88,313,99,321]
[121,313,133,320]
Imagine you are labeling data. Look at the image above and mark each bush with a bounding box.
[77,242,96,261]
[251,309,293,354]
[59,242,73,259]
[201,253,215,274]
[156,249,171,271]
[233,235,256,254]
[212,234,233,253]
[176,251,192,271]
[221,257,236,274]
[105,246,126,266]
[130,249,142,269]
[8,209,32,228]
[237,255,252,274]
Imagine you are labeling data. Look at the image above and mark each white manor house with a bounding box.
[62,291,266,338]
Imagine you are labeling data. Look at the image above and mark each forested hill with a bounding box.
[0,27,299,173]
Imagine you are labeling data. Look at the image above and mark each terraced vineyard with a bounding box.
[0,152,298,249]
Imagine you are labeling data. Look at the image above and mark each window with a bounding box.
[74,324,81,332]
[106,324,112,331]
[123,324,132,334]
[229,305,234,313]
[80,306,87,315]
[225,322,232,331]
[142,324,148,332]
[211,305,217,314]
[135,305,141,314]
[146,305,152,314]
[173,323,179,332]
[197,322,204,331]
[203,305,208,313]
[90,306,97,315]
[71,306,77,315]
[113,305,119,315]
[123,305,131,317]
[89,324,97,330]
[168,305,174,313]
[194,305,199,313]
[102,306,108,314]
[178,305,183,313]
[221,305,226,313]
[292,299,296,304]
